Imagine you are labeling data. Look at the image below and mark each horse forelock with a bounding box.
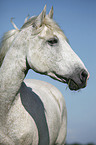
[44,17,68,40]
[21,15,68,42]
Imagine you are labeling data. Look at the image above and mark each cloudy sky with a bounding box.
[0,0,96,144]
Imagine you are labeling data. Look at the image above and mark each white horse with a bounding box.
[0,6,89,145]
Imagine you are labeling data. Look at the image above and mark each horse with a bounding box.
[0,6,89,145]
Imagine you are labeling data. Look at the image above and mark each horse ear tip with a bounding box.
[51,6,53,14]
[44,4,47,8]
[48,6,54,19]
[44,5,47,11]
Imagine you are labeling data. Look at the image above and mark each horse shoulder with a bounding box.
[6,85,38,145]
[24,79,66,112]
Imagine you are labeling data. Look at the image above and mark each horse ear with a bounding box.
[48,6,53,19]
[35,5,46,28]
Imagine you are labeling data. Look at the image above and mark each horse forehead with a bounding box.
[39,25,65,40]
[44,25,68,41]
[39,26,54,37]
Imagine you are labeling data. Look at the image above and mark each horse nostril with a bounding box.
[80,70,88,83]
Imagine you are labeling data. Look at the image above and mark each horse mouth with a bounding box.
[55,74,80,90]
[48,72,86,91]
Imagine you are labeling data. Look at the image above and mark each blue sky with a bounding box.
[0,0,96,144]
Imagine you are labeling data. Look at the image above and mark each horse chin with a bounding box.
[68,79,79,91]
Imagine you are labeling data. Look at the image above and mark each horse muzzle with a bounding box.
[48,69,89,91]
[67,69,89,91]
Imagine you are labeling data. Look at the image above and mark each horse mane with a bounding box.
[21,16,37,30]
[0,29,19,67]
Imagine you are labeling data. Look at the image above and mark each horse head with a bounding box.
[0,6,89,91]
[22,6,89,90]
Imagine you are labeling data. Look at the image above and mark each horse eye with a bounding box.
[47,37,58,46]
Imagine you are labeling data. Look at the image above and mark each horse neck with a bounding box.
[0,31,28,121]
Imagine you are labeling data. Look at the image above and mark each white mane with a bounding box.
[0,29,19,66]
